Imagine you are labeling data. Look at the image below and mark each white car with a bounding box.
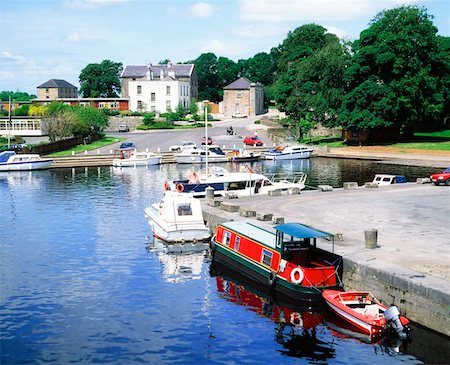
[169,141,197,152]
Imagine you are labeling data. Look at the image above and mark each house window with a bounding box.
[46,88,49,93]
[234,236,240,251]
[151,106,156,112]
[166,86,171,95]
[222,231,231,246]
[166,100,171,109]
[236,91,242,98]
[261,249,273,266]
[137,100,142,109]
[151,93,155,102]
[137,85,142,95]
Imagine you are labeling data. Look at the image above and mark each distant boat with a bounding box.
[0,151,53,171]
[112,149,162,167]
[372,174,406,186]
[265,144,313,160]
[174,146,228,164]
[228,148,261,162]
[144,191,211,243]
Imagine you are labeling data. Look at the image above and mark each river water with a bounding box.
[1,159,448,364]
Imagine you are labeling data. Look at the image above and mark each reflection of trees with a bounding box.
[275,323,335,360]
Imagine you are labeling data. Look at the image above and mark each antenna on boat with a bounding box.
[205,105,208,176]
[8,96,11,149]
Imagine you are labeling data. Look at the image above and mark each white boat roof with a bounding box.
[220,221,276,249]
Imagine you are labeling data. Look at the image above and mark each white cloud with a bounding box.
[65,32,99,44]
[238,0,381,23]
[200,39,246,58]
[62,0,129,10]
[231,24,287,38]
[323,24,350,39]
[0,71,14,80]
[1,51,27,64]
[190,2,214,19]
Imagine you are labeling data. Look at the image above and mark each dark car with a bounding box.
[243,136,263,146]
[430,167,450,186]
[120,142,136,149]
[201,137,213,145]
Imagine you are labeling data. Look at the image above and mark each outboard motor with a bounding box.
[384,306,407,339]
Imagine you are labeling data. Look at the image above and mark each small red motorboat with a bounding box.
[322,290,410,338]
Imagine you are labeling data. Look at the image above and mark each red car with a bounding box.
[430,167,450,186]
[243,136,263,146]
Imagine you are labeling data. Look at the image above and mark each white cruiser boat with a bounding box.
[0,151,54,171]
[112,149,162,167]
[144,191,211,243]
[264,144,313,160]
[174,146,228,164]
[167,166,307,197]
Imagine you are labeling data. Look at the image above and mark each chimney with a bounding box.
[160,68,164,80]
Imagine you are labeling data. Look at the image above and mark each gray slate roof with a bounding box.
[121,64,194,78]
[37,79,77,88]
[224,77,252,90]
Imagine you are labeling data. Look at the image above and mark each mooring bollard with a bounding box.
[205,186,215,206]
[365,229,378,249]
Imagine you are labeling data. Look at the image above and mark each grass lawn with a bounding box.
[48,137,125,157]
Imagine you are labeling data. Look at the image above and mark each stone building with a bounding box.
[222,77,264,117]
[37,79,78,100]
[120,62,198,113]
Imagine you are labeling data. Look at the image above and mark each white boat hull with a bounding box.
[0,160,53,171]
[112,156,161,167]
[265,150,313,160]
[175,155,203,164]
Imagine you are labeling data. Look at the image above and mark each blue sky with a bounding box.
[1,0,449,94]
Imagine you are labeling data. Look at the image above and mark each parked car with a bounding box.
[201,137,213,145]
[430,167,450,186]
[120,142,136,150]
[232,112,247,118]
[243,136,263,146]
[118,124,129,132]
[169,141,197,152]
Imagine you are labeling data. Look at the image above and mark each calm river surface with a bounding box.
[1,158,448,365]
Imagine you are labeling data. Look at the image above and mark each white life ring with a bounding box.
[290,267,304,285]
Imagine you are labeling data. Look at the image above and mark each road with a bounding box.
[102,115,271,153]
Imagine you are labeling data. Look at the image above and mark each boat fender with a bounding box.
[268,271,277,286]
[209,238,216,251]
[176,183,185,193]
[164,182,169,191]
[290,267,304,285]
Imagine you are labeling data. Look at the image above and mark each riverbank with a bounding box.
[200,183,450,337]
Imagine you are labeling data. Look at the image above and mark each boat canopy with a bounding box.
[274,223,332,239]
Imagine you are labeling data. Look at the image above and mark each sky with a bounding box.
[1,0,449,95]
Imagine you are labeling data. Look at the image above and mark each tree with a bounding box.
[42,110,77,142]
[0,91,36,101]
[72,107,108,133]
[191,53,220,102]
[339,6,450,136]
[79,59,123,98]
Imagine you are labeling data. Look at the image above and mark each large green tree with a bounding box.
[0,91,36,101]
[79,59,123,98]
[339,6,449,136]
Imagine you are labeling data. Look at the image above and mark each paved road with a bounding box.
[103,115,271,154]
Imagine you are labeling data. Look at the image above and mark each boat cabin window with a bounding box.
[234,236,240,251]
[177,203,193,216]
[222,231,231,246]
[261,249,273,266]
[263,180,272,186]
[227,181,248,190]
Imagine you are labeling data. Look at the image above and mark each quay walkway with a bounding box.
[201,183,450,336]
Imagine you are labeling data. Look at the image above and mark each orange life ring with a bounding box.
[290,267,304,285]
[164,182,169,191]
[176,183,185,193]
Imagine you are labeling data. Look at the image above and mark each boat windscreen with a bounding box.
[0,152,15,162]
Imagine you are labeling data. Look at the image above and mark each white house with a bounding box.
[121,62,198,113]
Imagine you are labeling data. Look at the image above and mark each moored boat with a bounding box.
[211,221,343,302]
[372,174,407,185]
[322,290,410,338]
[167,166,307,197]
[228,148,261,162]
[0,151,54,171]
[264,144,313,160]
[112,149,162,167]
[144,191,211,243]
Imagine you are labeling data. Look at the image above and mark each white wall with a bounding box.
[128,80,191,113]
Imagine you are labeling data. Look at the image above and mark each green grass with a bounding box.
[47,137,125,157]
[390,141,450,150]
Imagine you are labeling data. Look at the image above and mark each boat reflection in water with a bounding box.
[211,262,336,361]
[146,236,208,283]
